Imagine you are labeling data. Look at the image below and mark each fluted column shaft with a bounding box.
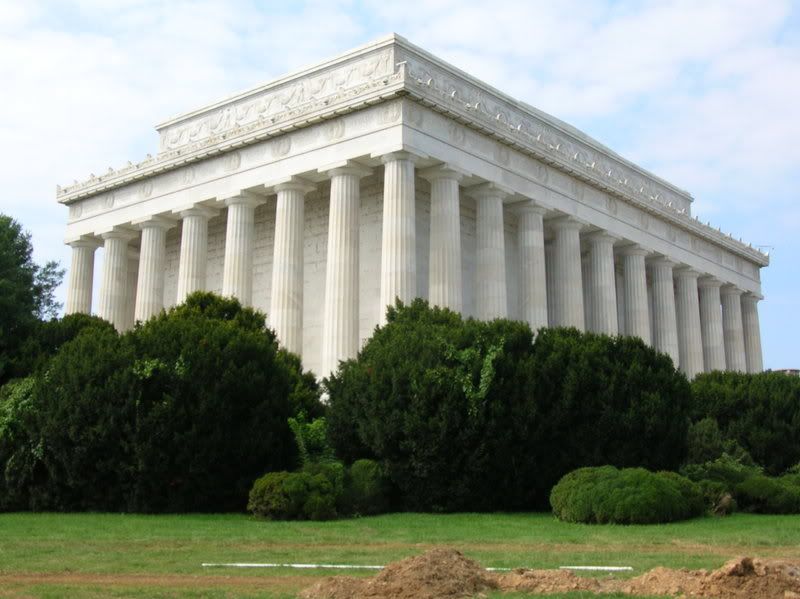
[585,232,618,335]
[518,205,548,332]
[123,249,139,332]
[65,239,98,315]
[98,230,135,331]
[134,217,172,323]
[422,167,463,312]
[550,217,585,329]
[380,152,416,320]
[650,258,680,365]
[322,167,367,377]
[222,194,263,305]
[270,179,314,355]
[674,268,704,378]
[621,246,651,344]
[699,278,726,371]
[176,207,215,304]
[473,187,507,320]
[742,294,764,373]
[721,286,747,372]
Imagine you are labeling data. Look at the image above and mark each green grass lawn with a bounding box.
[1,512,798,598]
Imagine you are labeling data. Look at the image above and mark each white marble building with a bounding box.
[60,34,767,378]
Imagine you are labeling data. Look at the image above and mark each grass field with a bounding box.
[1,512,799,598]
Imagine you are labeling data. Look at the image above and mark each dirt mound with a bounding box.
[299,548,497,599]
[301,551,800,599]
[621,556,800,599]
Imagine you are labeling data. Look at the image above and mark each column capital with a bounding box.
[585,230,620,245]
[99,227,138,242]
[376,150,426,164]
[132,214,176,231]
[674,266,702,280]
[418,163,469,183]
[174,204,219,219]
[66,235,101,249]
[743,291,764,302]
[720,284,743,297]
[221,190,265,208]
[698,275,723,289]
[548,215,585,232]
[617,243,650,257]
[511,200,548,216]
[270,176,316,195]
[467,181,513,200]
[648,255,678,269]
[318,160,372,179]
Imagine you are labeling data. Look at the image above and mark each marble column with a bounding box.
[123,248,139,331]
[270,178,315,355]
[585,231,619,335]
[674,267,704,378]
[615,266,625,334]
[550,216,585,329]
[134,216,173,323]
[742,293,764,373]
[698,277,726,372]
[175,206,217,304]
[65,238,99,315]
[517,203,548,332]
[470,183,508,320]
[321,164,370,377]
[649,257,680,365]
[721,285,747,372]
[620,245,651,344]
[98,229,136,331]
[421,165,464,313]
[380,152,417,321]
[545,239,556,326]
[221,193,263,306]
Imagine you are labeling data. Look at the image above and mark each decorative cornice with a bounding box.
[56,33,768,267]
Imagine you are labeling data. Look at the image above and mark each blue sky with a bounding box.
[0,0,798,368]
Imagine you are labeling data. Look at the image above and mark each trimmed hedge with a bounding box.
[550,466,705,524]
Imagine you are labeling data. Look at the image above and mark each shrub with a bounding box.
[550,466,705,524]
[735,475,800,514]
[247,470,337,520]
[680,453,762,488]
[344,459,391,516]
[691,371,800,475]
[686,418,754,465]
[328,301,692,511]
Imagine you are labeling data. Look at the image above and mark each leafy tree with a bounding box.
[0,214,65,383]
[327,301,691,511]
[691,371,800,475]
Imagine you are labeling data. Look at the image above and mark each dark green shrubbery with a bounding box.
[691,371,800,475]
[0,292,320,513]
[344,459,391,516]
[247,470,337,520]
[328,300,692,511]
[735,475,800,514]
[550,466,705,524]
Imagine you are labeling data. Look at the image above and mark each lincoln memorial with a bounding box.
[59,34,767,379]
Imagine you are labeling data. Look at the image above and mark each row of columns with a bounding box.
[65,155,764,378]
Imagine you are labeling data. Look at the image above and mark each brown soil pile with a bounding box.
[298,548,497,599]
[301,550,800,599]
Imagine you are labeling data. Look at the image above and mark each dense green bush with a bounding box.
[681,453,762,488]
[0,292,320,513]
[550,466,705,524]
[247,470,337,520]
[328,301,692,511]
[691,371,800,475]
[685,417,754,465]
[735,475,800,514]
[343,459,391,516]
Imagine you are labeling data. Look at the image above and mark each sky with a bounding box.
[0,0,798,369]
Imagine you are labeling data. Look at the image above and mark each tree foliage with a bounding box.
[327,300,691,511]
[691,371,800,475]
[0,215,65,384]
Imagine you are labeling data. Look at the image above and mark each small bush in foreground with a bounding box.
[247,470,337,520]
[550,466,705,524]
